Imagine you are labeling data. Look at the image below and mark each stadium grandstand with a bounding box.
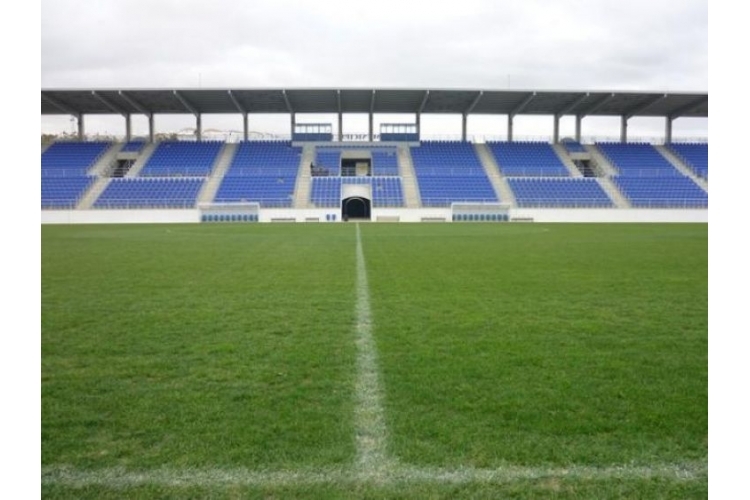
[41,87,707,223]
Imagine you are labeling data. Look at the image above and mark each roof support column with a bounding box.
[553,115,561,144]
[462,91,482,143]
[368,113,373,142]
[148,113,155,143]
[243,113,249,141]
[77,114,85,140]
[125,114,132,142]
[416,113,421,139]
[173,90,201,141]
[338,112,343,142]
[552,93,588,145]
[665,116,673,145]
[507,92,535,144]
[507,114,514,142]
[290,112,296,139]
[620,93,666,144]
[575,115,582,143]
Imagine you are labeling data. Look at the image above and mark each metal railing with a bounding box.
[91,199,200,210]
[420,197,499,207]
[223,168,299,177]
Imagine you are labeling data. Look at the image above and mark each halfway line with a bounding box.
[354,223,390,476]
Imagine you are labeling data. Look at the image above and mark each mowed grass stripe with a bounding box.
[363,223,707,468]
[42,224,358,469]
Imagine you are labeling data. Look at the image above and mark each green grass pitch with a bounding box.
[42,223,707,498]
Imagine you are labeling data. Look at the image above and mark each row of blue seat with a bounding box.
[508,178,613,208]
[311,177,405,207]
[141,141,223,177]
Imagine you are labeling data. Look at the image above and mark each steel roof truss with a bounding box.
[173,90,199,116]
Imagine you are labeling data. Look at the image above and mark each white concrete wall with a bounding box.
[41,209,200,224]
[511,208,708,223]
[42,207,708,225]
[372,208,451,222]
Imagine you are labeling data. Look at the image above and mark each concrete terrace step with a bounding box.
[474,143,516,207]
[197,142,238,205]
[596,177,630,209]
[552,143,583,178]
[397,145,421,208]
[655,145,708,192]
[125,142,158,178]
[293,144,316,208]
[584,144,619,177]
[88,142,124,176]
[77,177,112,210]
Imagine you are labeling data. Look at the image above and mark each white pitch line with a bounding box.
[354,223,390,477]
[42,461,707,488]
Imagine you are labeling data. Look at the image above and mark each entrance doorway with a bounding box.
[342,197,371,221]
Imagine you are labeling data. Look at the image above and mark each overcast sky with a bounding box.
[41,0,708,139]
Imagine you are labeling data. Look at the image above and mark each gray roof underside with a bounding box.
[41,88,708,118]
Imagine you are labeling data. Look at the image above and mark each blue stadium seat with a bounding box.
[487,141,569,177]
[94,178,204,209]
[508,178,613,208]
[410,141,497,207]
[214,141,301,207]
[140,141,223,177]
[597,142,679,177]
[668,143,708,179]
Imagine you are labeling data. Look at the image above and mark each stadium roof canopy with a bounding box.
[41,88,708,118]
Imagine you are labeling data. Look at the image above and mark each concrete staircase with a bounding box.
[584,144,619,176]
[655,145,708,192]
[579,145,630,208]
[75,143,125,210]
[552,143,583,177]
[396,144,421,208]
[88,142,124,176]
[197,142,238,205]
[596,177,630,208]
[474,143,517,207]
[125,142,158,178]
[77,178,112,210]
[293,144,316,208]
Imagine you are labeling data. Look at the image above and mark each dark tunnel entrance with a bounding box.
[342,197,371,221]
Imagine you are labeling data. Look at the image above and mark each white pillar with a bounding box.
[148,113,155,143]
[196,114,202,141]
[575,115,582,142]
[243,113,248,141]
[507,115,514,142]
[553,115,560,144]
[125,114,132,142]
[665,117,673,145]
[620,115,628,143]
[77,114,85,140]
[462,114,468,142]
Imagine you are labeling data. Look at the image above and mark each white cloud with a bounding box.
[41,0,708,137]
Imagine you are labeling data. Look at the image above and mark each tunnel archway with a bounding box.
[342,196,371,221]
